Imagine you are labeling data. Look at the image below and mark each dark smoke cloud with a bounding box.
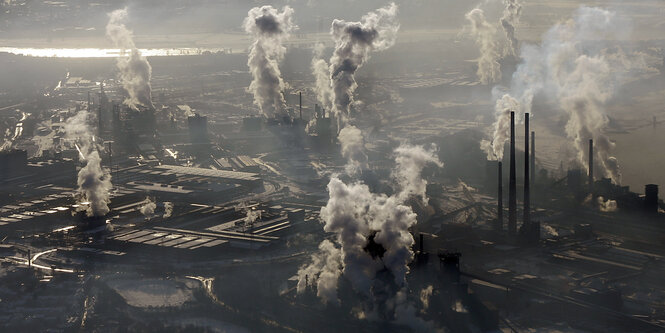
[106,8,154,110]
[243,6,295,117]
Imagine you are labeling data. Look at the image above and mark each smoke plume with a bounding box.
[76,150,113,217]
[482,6,650,183]
[393,144,442,204]
[480,94,519,160]
[297,141,441,327]
[139,197,157,218]
[243,6,295,117]
[311,43,333,113]
[465,8,501,85]
[329,3,399,123]
[163,202,174,218]
[597,196,618,212]
[106,8,154,110]
[500,0,522,57]
[65,111,112,217]
[338,125,368,175]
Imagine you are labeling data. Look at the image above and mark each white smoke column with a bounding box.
[541,224,559,239]
[244,207,261,227]
[65,111,113,217]
[465,8,501,85]
[298,143,441,316]
[77,150,112,217]
[483,7,636,182]
[296,239,343,304]
[163,202,173,218]
[329,3,399,123]
[419,285,434,311]
[139,197,157,218]
[243,6,295,117]
[311,43,333,112]
[597,196,618,212]
[338,125,368,175]
[480,94,520,160]
[500,0,522,57]
[106,8,154,110]
[393,144,442,204]
[546,7,621,182]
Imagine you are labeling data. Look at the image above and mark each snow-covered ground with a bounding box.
[107,278,194,308]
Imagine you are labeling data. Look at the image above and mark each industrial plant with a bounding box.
[0,0,664,332]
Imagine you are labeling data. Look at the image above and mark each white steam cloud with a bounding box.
[465,8,502,85]
[65,111,112,217]
[480,94,519,160]
[393,144,442,204]
[243,6,295,117]
[311,43,333,113]
[338,125,368,175]
[106,8,154,110]
[500,0,522,57]
[481,6,652,183]
[139,197,157,218]
[329,3,399,124]
[597,196,618,212]
[297,137,442,329]
[163,202,174,218]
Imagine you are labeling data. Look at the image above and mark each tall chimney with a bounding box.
[419,233,424,253]
[524,113,530,226]
[497,161,503,232]
[299,91,303,120]
[589,139,594,194]
[530,131,535,192]
[509,111,517,236]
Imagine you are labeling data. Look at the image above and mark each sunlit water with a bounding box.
[0,47,229,58]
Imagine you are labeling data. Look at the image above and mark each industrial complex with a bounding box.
[1,0,665,332]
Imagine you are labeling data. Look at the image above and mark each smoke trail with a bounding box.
[393,144,442,204]
[65,111,112,217]
[106,8,154,110]
[465,8,501,85]
[163,202,174,218]
[597,196,618,212]
[338,125,368,175]
[311,43,333,112]
[543,7,622,182]
[77,150,112,217]
[500,0,522,57]
[243,6,295,117]
[481,6,650,182]
[480,94,519,160]
[329,3,399,123]
[296,239,343,304]
[139,197,157,218]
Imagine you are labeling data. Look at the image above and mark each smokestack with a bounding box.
[589,139,594,194]
[509,111,517,236]
[530,131,535,193]
[524,113,530,226]
[419,233,424,253]
[645,184,659,214]
[497,161,503,232]
[299,91,302,120]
